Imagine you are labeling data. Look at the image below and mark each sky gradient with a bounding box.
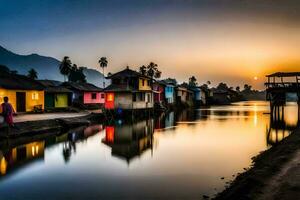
[1,0,300,89]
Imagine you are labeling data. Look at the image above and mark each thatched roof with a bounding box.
[0,73,44,90]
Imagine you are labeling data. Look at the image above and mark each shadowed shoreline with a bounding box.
[214,126,300,200]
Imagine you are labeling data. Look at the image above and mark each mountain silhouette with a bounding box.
[0,45,109,88]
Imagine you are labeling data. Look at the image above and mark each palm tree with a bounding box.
[59,56,72,82]
[98,57,108,88]
[147,62,158,78]
[27,68,38,80]
[139,65,147,75]
[189,76,197,87]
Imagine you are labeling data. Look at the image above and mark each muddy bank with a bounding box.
[214,127,300,200]
[0,113,104,140]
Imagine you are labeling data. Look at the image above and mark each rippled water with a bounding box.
[0,101,298,199]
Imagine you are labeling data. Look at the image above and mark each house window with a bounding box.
[101,93,105,99]
[106,93,114,102]
[91,93,97,99]
[32,92,39,100]
[142,79,145,86]
[147,80,151,86]
[133,93,136,102]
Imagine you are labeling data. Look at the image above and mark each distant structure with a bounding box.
[265,72,300,121]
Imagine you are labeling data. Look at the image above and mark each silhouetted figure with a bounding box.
[1,97,15,136]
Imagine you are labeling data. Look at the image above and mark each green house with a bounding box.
[38,80,72,110]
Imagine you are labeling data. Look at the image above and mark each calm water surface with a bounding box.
[0,101,298,199]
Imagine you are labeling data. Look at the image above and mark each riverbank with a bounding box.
[0,113,104,140]
[214,127,300,200]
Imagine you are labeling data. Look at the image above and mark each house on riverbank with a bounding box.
[0,73,44,112]
[211,88,240,105]
[163,80,176,105]
[176,85,194,107]
[153,80,166,108]
[38,80,72,110]
[62,82,104,107]
[189,86,207,107]
[104,67,154,111]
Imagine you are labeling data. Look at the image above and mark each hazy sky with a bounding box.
[1,0,300,89]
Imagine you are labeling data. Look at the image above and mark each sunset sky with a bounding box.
[1,0,300,89]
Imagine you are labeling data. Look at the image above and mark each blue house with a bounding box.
[190,86,206,107]
[162,80,176,104]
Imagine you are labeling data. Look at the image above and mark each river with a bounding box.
[0,101,298,199]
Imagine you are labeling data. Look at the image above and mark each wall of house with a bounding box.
[138,78,151,91]
[114,93,133,109]
[55,93,69,108]
[0,89,44,112]
[133,92,153,109]
[201,91,207,104]
[177,89,187,102]
[194,90,201,101]
[83,92,105,104]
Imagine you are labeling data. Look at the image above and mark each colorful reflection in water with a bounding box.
[0,101,298,199]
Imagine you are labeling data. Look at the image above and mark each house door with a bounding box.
[45,93,55,109]
[16,92,26,112]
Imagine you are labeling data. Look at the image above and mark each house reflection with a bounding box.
[266,105,300,146]
[176,109,197,122]
[102,119,154,164]
[0,141,45,177]
[155,111,175,130]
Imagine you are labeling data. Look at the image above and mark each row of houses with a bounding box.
[0,67,210,113]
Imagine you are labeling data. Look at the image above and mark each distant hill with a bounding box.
[0,45,109,88]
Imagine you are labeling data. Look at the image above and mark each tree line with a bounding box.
[0,60,258,94]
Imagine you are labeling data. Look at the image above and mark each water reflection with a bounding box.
[266,102,300,146]
[0,101,299,199]
[0,124,104,178]
[0,141,44,177]
[102,119,154,164]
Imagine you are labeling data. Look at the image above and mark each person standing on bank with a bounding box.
[1,97,16,133]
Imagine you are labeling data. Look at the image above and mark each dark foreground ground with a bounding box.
[214,128,300,200]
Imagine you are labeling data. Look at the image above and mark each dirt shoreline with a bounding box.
[0,113,104,140]
[214,127,300,200]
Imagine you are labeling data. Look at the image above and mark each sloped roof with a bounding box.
[62,82,103,92]
[107,68,151,79]
[0,73,44,90]
[155,80,167,86]
[104,84,134,92]
[161,79,176,86]
[38,80,72,93]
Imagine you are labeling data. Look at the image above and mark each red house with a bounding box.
[153,81,166,104]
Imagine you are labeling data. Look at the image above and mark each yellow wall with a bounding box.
[55,94,68,108]
[138,78,151,91]
[0,89,44,112]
